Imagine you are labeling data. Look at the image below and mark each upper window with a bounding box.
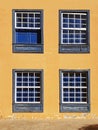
[12,70,43,112]
[60,70,90,112]
[59,10,90,53]
[12,10,43,53]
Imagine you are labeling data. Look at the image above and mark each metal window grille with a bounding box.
[61,71,88,103]
[15,72,41,103]
[61,12,87,44]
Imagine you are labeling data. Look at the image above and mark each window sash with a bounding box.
[15,72,41,103]
[61,71,88,104]
[61,12,87,44]
[15,12,41,29]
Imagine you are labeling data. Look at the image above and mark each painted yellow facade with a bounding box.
[0,0,98,119]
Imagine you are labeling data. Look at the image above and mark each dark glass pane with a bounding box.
[82,83,87,86]
[17,78,22,81]
[63,39,68,43]
[70,83,74,86]
[76,93,80,97]
[70,98,74,102]
[70,78,74,82]
[63,30,68,33]
[17,88,22,92]
[23,73,28,77]
[17,18,21,22]
[82,93,87,97]
[63,98,68,102]
[29,18,34,22]
[63,77,68,82]
[35,14,40,17]
[69,19,74,23]
[69,34,74,38]
[63,24,68,28]
[63,93,68,97]
[82,98,87,102]
[35,24,40,28]
[75,19,80,23]
[81,15,87,19]
[17,83,22,86]
[69,30,74,33]
[23,18,27,22]
[23,13,27,17]
[35,83,40,86]
[76,77,80,82]
[76,88,80,92]
[63,83,68,86]
[69,24,74,28]
[35,93,40,96]
[75,24,80,28]
[76,98,80,102]
[23,88,28,92]
[29,98,34,102]
[35,98,40,102]
[23,78,28,81]
[70,88,74,92]
[29,88,34,92]
[69,39,74,43]
[17,13,21,17]
[75,30,80,33]
[29,73,34,76]
[23,23,28,27]
[75,15,80,18]
[76,83,80,86]
[29,83,34,86]
[29,14,34,17]
[29,93,34,96]
[35,78,40,82]
[75,39,80,43]
[81,39,86,43]
[63,18,68,23]
[23,93,28,96]
[23,98,28,102]
[70,93,74,96]
[17,93,22,97]
[63,34,68,38]
[76,73,80,77]
[75,34,80,38]
[35,88,40,92]
[35,18,40,22]
[63,14,68,18]
[82,73,87,77]
[17,98,22,102]
[63,88,68,92]
[23,83,28,86]
[29,24,34,27]
[17,73,22,77]
[82,88,87,92]
[35,73,40,77]
[69,14,74,18]
[17,23,21,27]
[29,78,34,82]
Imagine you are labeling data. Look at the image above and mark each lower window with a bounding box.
[12,70,43,112]
[60,70,90,112]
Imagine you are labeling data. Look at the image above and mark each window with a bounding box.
[12,70,43,112]
[12,10,43,53]
[60,70,90,112]
[59,10,90,53]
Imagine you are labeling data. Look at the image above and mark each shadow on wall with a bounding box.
[79,124,98,130]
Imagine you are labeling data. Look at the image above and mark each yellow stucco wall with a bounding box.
[0,0,98,119]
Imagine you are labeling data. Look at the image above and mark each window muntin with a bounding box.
[15,12,41,29]
[15,71,41,103]
[61,71,88,104]
[61,12,88,44]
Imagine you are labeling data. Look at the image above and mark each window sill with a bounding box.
[60,103,90,112]
[13,44,43,53]
[13,103,43,112]
[59,44,90,53]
